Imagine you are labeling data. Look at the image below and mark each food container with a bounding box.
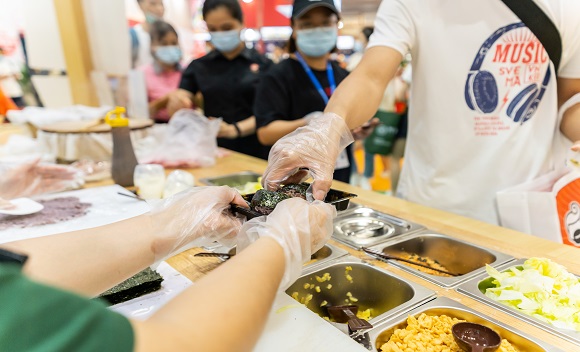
[332,207,424,249]
[304,243,349,269]
[364,296,559,352]
[206,243,348,269]
[285,256,436,331]
[456,258,580,346]
[232,187,357,220]
[366,231,514,288]
[199,171,261,188]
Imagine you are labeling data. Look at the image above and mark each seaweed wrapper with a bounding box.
[98,268,163,305]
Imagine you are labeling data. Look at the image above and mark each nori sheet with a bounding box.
[98,268,163,305]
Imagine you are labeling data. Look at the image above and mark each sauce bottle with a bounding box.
[105,107,138,187]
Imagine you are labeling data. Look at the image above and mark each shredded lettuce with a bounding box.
[234,178,263,195]
[484,257,580,331]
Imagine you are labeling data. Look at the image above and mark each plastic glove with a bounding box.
[262,112,353,201]
[0,159,80,199]
[236,198,336,291]
[149,186,247,262]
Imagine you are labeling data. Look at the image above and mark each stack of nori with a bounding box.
[98,268,163,305]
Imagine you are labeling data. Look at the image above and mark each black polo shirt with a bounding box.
[254,58,353,183]
[180,48,272,159]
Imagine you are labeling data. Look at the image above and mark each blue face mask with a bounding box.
[296,27,338,58]
[155,45,182,65]
[145,12,162,24]
[210,30,242,53]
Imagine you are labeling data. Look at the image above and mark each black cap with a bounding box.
[292,0,339,20]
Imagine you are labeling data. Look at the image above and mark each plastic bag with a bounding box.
[143,109,221,168]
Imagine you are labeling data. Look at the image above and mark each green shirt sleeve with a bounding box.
[0,264,134,352]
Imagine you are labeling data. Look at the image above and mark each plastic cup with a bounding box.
[134,164,166,199]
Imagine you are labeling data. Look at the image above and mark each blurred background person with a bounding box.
[139,21,183,123]
[0,47,24,108]
[255,0,375,184]
[167,0,272,160]
[131,0,166,68]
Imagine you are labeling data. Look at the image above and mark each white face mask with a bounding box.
[210,30,242,53]
[296,27,338,58]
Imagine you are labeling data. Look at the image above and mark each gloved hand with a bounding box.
[0,159,80,199]
[237,198,336,290]
[149,186,247,261]
[262,112,353,201]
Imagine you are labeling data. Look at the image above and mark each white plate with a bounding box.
[0,198,44,216]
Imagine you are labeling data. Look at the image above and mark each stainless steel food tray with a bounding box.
[332,207,425,249]
[363,296,561,351]
[286,256,437,329]
[456,258,580,346]
[206,243,348,270]
[199,171,261,188]
[366,231,514,288]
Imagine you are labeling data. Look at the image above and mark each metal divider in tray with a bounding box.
[456,258,580,347]
[363,296,561,352]
[365,231,514,288]
[332,207,425,249]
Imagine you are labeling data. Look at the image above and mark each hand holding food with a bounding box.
[149,186,247,261]
[0,159,80,199]
[261,112,353,201]
[237,197,336,290]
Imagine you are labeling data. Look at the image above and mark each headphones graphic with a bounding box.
[465,22,551,124]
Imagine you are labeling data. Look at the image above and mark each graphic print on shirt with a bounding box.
[464,22,551,136]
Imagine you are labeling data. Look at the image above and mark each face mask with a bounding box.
[210,30,242,53]
[353,41,364,53]
[296,27,338,58]
[155,46,182,65]
[145,12,161,24]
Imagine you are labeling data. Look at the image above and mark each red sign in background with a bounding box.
[241,0,293,28]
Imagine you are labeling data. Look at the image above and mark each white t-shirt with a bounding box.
[133,24,153,68]
[0,56,23,97]
[368,0,580,225]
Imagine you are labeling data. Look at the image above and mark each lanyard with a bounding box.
[295,52,336,104]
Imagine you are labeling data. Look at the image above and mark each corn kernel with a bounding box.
[291,292,299,300]
[346,274,353,283]
[320,300,328,307]
[315,286,321,293]
[303,283,310,289]
[327,284,332,289]
[304,294,313,305]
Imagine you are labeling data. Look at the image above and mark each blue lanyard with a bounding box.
[295,52,336,104]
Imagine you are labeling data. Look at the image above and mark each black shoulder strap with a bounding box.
[501,0,562,72]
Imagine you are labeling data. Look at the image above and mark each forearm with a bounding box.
[149,95,170,111]
[561,102,580,142]
[237,116,257,137]
[257,119,307,146]
[558,78,580,141]
[325,47,403,129]
[1,215,155,297]
[167,89,195,117]
[132,236,285,352]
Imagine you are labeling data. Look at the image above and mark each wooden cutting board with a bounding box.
[39,119,154,134]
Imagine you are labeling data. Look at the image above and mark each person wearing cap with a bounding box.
[167,0,271,160]
[254,0,376,184]
[261,0,580,227]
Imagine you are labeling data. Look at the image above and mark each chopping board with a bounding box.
[0,185,151,244]
[253,293,368,352]
[39,119,154,134]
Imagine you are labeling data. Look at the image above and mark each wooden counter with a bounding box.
[88,151,580,350]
